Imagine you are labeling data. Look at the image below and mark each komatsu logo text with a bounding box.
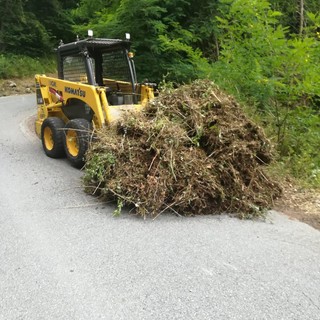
[64,87,86,97]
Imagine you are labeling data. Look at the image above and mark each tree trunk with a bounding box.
[299,0,304,36]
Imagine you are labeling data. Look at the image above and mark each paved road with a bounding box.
[0,94,320,320]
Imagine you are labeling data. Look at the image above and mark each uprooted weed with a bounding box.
[83,80,281,218]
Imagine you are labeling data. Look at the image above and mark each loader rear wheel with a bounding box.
[63,118,91,168]
[41,117,65,158]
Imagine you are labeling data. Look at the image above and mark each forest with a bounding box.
[0,0,319,185]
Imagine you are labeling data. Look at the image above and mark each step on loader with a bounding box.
[35,32,155,168]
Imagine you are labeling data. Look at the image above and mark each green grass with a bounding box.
[0,54,56,79]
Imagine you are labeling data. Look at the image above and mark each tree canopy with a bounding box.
[0,0,318,79]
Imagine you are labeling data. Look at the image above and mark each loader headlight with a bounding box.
[128,52,134,58]
[125,33,131,40]
[88,29,93,37]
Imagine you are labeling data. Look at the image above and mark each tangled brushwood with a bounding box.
[83,80,281,218]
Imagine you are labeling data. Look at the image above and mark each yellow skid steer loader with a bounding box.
[35,33,155,168]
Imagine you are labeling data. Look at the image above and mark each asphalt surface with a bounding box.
[0,94,319,320]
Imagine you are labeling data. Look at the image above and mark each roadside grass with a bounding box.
[0,54,56,79]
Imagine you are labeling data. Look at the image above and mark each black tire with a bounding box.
[41,117,65,158]
[63,118,91,168]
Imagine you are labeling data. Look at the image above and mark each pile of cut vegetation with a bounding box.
[83,80,281,218]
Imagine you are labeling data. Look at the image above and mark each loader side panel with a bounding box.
[35,75,107,135]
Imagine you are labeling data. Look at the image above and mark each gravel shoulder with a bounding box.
[0,77,36,96]
[275,186,320,230]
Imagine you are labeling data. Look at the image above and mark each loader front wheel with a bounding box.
[63,118,91,168]
[41,117,65,158]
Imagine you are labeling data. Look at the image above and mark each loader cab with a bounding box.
[56,36,138,105]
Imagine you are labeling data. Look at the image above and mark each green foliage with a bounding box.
[10,12,52,57]
[113,198,124,216]
[72,0,210,83]
[24,0,75,44]
[83,152,116,185]
[0,0,75,57]
[212,0,320,110]
[212,0,286,106]
[0,54,55,78]
[72,0,117,23]
[0,0,25,52]
[274,107,320,186]
[210,0,320,185]
[270,0,319,34]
